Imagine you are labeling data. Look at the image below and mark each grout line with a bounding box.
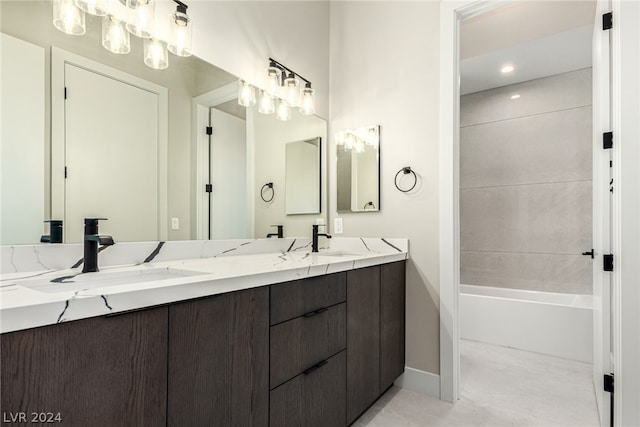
[460,249,589,256]
[460,179,591,190]
[460,104,592,129]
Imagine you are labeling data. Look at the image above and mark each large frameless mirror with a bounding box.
[336,125,380,213]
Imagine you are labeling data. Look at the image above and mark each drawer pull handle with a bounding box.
[303,359,329,375]
[303,307,328,318]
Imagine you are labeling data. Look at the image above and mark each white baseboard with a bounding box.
[394,367,440,399]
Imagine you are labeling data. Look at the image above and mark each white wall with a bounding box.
[329,1,441,375]
[190,1,330,120]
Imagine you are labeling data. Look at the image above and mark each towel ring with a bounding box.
[394,167,417,193]
[260,182,274,202]
[363,201,376,210]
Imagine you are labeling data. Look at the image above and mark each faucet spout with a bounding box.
[312,224,332,253]
[82,218,114,273]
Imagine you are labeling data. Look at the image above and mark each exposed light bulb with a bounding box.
[299,83,315,115]
[144,38,169,70]
[275,99,291,121]
[126,0,154,39]
[102,16,130,54]
[258,91,275,115]
[53,0,86,35]
[237,80,256,107]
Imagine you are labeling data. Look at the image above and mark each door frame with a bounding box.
[51,47,168,241]
[437,0,618,409]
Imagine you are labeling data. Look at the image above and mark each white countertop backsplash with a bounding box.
[0,237,408,334]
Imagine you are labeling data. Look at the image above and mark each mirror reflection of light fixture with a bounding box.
[336,126,380,152]
[53,0,86,35]
[75,0,107,16]
[167,0,192,57]
[144,38,169,70]
[258,90,275,114]
[276,99,291,122]
[102,16,130,54]
[238,80,256,107]
[126,0,155,39]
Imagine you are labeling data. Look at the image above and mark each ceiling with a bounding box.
[460,0,597,95]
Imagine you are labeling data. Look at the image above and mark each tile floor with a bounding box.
[355,340,600,426]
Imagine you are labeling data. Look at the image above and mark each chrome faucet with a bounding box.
[312,224,331,253]
[82,218,114,273]
[267,225,284,238]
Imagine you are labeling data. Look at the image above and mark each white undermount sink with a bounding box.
[19,267,205,294]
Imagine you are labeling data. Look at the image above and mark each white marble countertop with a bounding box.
[0,237,408,333]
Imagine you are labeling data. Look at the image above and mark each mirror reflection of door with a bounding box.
[209,106,247,239]
[63,63,159,243]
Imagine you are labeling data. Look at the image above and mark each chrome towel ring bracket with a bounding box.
[260,182,275,202]
[394,167,417,193]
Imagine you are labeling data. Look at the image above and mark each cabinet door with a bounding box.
[346,266,380,424]
[168,287,269,427]
[380,261,406,392]
[1,307,168,426]
[270,350,346,427]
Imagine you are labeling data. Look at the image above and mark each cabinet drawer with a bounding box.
[270,303,346,388]
[270,272,346,325]
[270,350,346,427]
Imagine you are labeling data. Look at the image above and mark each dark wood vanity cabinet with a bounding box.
[167,287,269,427]
[0,306,168,426]
[347,261,407,424]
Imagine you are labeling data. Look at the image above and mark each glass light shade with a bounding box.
[354,139,365,154]
[237,80,256,107]
[75,0,107,16]
[283,73,299,106]
[102,16,130,54]
[167,11,192,57]
[365,127,379,147]
[345,132,355,150]
[275,99,291,122]
[126,0,154,39]
[335,131,345,146]
[258,91,275,115]
[299,84,315,115]
[53,0,86,35]
[144,38,169,70]
[266,65,281,96]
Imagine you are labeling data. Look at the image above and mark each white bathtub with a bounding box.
[460,284,593,363]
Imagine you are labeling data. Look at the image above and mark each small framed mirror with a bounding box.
[336,125,380,212]
[285,137,322,215]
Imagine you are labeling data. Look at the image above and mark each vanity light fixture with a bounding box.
[167,0,192,57]
[75,0,107,16]
[238,80,256,107]
[258,90,276,115]
[144,37,169,70]
[125,0,155,39]
[335,126,379,152]
[275,99,291,121]
[53,0,86,35]
[102,16,130,54]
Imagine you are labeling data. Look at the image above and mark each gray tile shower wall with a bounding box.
[460,68,593,294]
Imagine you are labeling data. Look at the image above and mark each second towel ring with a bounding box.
[260,182,274,202]
[394,167,417,193]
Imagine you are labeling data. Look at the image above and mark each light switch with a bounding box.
[171,218,179,230]
[334,218,343,234]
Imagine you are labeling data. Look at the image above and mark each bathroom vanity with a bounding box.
[0,238,406,426]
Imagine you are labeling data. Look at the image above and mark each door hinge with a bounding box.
[603,254,614,272]
[64,166,67,179]
[604,374,614,393]
[206,126,213,136]
[603,12,613,30]
[64,87,67,100]
[603,131,613,149]
[205,184,212,193]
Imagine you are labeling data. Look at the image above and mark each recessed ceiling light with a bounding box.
[510,94,520,100]
[501,65,515,74]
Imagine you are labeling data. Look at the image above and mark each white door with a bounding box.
[64,63,159,243]
[209,107,247,239]
[592,1,613,425]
